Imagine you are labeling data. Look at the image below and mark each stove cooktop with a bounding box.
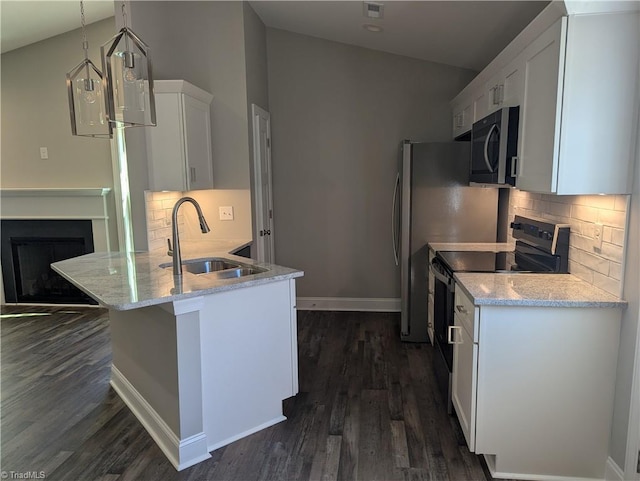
[436,250,518,273]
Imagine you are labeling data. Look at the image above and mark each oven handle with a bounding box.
[429,260,454,291]
[448,325,463,344]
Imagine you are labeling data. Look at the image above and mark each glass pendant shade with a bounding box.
[101,27,156,127]
[66,58,112,138]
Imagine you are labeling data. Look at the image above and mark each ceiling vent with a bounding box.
[363,1,384,19]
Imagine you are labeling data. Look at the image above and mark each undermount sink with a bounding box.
[160,257,267,278]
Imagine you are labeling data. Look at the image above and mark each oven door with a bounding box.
[430,258,455,370]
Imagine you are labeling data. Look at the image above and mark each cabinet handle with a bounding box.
[448,325,463,344]
[498,84,504,104]
[511,156,518,177]
[190,167,196,184]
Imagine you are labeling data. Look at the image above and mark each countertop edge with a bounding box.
[454,273,627,309]
[51,239,304,311]
[109,272,305,311]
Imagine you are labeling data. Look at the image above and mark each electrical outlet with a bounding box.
[219,206,234,221]
[593,222,604,251]
[39,147,49,160]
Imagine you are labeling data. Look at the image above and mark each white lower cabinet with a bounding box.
[451,311,477,451]
[451,284,622,480]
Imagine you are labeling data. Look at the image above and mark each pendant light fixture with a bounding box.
[66,0,111,138]
[101,2,156,128]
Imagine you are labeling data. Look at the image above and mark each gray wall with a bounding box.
[1,17,119,249]
[266,28,476,298]
[123,1,264,250]
[1,17,115,189]
[128,0,252,191]
[243,2,270,244]
[609,124,640,470]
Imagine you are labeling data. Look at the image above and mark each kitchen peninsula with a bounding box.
[52,240,304,471]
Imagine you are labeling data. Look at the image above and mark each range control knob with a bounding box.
[539,230,553,240]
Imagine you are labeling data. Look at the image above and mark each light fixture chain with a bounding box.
[80,1,89,60]
[121,2,131,55]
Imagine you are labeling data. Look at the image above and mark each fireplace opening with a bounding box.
[1,220,97,305]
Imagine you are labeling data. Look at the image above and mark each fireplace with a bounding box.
[1,220,98,305]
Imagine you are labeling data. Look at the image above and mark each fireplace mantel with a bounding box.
[0,188,113,251]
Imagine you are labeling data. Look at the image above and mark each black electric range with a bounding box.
[430,216,570,413]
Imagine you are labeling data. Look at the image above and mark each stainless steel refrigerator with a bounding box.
[392,140,499,342]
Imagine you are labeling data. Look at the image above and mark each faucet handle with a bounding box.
[167,239,173,257]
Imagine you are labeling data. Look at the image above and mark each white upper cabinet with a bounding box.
[517,13,639,194]
[147,80,214,192]
[451,4,639,195]
[452,95,473,138]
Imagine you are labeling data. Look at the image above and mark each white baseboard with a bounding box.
[110,365,211,471]
[605,457,625,481]
[485,454,610,481]
[296,297,400,312]
[208,415,286,452]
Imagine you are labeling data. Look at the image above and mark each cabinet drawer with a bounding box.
[454,285,478,341]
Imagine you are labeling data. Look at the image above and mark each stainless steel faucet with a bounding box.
[170,197,210,277]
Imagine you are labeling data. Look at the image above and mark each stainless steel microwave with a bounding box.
[470,106,519,186]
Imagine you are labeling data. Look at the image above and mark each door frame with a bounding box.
[251,104,275,263]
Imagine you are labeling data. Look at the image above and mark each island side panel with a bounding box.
[109,306,181,435]
[200,279,297,450]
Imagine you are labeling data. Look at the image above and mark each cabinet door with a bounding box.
[147,94,188,191]
[502,55,524,108]
[473,88,489,123]
[452,101,473,138]
[182,95,214,191]
[451,315,478,452]
[485,73,503,115]
[516,18,567,193]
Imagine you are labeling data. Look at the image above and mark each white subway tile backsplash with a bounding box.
[597,209,627,229]
[145,191,184,251]
[571,234,594,252]
[510,189,628,298]
[614,195,630,212]
[599,242,624,263]
[576,251,610,275]
[609,262,622,281]
[569,261,594,284]
[592,272,620,297]
[611,228,625,246]
[571,204,599,222]
[546,201,572,218]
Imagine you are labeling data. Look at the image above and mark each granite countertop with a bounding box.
[428,242,513,253]
[454,273,626,308]
[51,239,304,311]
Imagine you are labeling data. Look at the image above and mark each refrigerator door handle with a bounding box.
[392,172,400,266]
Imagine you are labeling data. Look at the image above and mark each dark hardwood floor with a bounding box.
[1,306,500,480]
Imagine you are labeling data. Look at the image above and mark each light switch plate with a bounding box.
[219,206,234,221]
